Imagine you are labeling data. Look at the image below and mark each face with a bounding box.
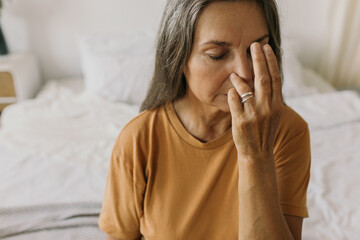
[183,1,269,112]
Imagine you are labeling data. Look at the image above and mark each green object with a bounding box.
[0,0,8,55]
[0,26,8,55]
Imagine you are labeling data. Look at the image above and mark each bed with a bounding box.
[1,0,360,239]
[0,78,139,239]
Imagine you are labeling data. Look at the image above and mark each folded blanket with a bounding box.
[0,202,105,240]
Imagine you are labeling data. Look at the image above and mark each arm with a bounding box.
[99,134,145,240]
[285,215,303,240]
[228,42,302,239]
[236,153,297,239]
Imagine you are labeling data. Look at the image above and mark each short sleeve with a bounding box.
[274,109,311,218]
[98,134,146,239]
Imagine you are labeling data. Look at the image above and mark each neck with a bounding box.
[173,94,231,143]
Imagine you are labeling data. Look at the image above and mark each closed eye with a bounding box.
[208,53,227,61]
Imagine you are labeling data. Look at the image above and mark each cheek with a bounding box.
[185,57,228,94]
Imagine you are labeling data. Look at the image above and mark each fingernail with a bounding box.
[230,73,236,80]
[251,42,261,54]
[263,44,272,55]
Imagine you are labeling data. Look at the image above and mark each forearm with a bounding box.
[237,155,294,240]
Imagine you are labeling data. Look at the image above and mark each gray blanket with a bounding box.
[0,202,105,240]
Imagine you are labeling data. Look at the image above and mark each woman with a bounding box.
[99,0,311,239]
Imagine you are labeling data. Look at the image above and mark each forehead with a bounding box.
[194,1,268,45]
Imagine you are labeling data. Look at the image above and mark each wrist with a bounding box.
[237,152,275,167]
[237,154,277,184]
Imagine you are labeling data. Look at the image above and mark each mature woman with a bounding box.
[99,0,311,239]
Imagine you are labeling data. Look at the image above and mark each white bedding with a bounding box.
[1,80,360,239]
[0,79,139,207]
[286,91,360,239]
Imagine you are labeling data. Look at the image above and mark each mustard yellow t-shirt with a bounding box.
[98,102,311,240]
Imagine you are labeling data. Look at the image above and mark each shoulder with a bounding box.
[282,104,308,128]
[112,105,167,155]
[279,104,308,134]
[274,104,310,154]
[124,105,166,132]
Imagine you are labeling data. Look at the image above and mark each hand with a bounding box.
[227,42,284,161]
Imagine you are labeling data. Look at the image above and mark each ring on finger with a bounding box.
[240,92,254,99]
[240,92,255,103]
[241,95,255,103]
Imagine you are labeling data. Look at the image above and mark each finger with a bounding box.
[230,73,256,112]
[263,44,283,106]
[251,42,271,107]
[227,88,243,117]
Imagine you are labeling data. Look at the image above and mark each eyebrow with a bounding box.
[201,34,270,47]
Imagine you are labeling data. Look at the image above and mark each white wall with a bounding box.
[2,0,358,87]
[277,0,360,88]
[276,0,331,68]
[2,0,167,81]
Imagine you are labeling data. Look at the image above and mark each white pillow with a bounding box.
[82,53,154,105]
[77,32,156,56]
[281,38,335,99]
[78,32,156,105]
[301,67,336,93]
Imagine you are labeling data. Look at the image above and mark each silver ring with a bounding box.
[241,95,254,103]
[240,92,254,103]
[240,92,254,99]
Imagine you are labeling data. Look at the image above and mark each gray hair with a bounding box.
[140,0,282,112]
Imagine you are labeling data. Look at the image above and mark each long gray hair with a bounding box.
[140,0,282,112]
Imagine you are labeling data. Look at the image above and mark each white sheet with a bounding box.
[286,90,360,239]
[0,79,139,207]
[1,80,360,239]
[286,90,360,130]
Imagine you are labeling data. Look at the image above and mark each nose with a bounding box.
[232,53,253,84]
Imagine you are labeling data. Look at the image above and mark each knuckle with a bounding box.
[232,81,249,92]
[260,108,272,118]
[239,88,252,96]
[256,111,270,121]
[257,76,271,85]
[239,86,250,93]
[272,74,282,83]
[268,55,278,65]
[247,110,258,122]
